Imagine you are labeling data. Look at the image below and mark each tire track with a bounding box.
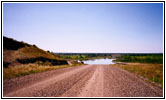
[78,65,104,97]
[3,64,163,97]
[4,65,93,97]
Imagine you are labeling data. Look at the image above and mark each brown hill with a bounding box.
[3,36,68,67]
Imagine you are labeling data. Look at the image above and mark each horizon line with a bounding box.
[52,52,163,54]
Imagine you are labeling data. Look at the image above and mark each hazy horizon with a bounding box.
[3,3,163,53]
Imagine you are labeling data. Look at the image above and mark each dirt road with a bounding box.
[3,65,163,97]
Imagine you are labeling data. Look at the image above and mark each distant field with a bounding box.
[54,53,163,63]
[56,53,113,60]
[115,54,163,64]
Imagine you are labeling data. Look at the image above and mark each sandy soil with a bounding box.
[3,65,163,97]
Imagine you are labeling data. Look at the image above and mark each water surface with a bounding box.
[80,58,115,64]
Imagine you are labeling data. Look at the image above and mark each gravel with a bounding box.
[3,65,163,97]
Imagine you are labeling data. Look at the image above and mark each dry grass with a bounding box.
[15,46,56,59]
[113,63,163,86]
[3,64,82,79]
[3,46,60,67]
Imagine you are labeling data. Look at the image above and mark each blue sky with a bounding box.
[3,3,163,53]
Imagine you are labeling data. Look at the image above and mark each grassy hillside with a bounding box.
[3,36,31,50]
[3,36,68,67]
[14,46,56,59]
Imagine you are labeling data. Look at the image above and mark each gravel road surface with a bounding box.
[3,65,163,97]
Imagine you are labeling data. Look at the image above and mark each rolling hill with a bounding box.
[3,36,68,67]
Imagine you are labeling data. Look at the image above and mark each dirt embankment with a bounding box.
[3,36,68,67]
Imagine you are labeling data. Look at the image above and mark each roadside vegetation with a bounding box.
[3,64,83,79]
[113,63,163,86]
[113,54,163,87]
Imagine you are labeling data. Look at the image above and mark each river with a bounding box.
[79,58,115,64]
